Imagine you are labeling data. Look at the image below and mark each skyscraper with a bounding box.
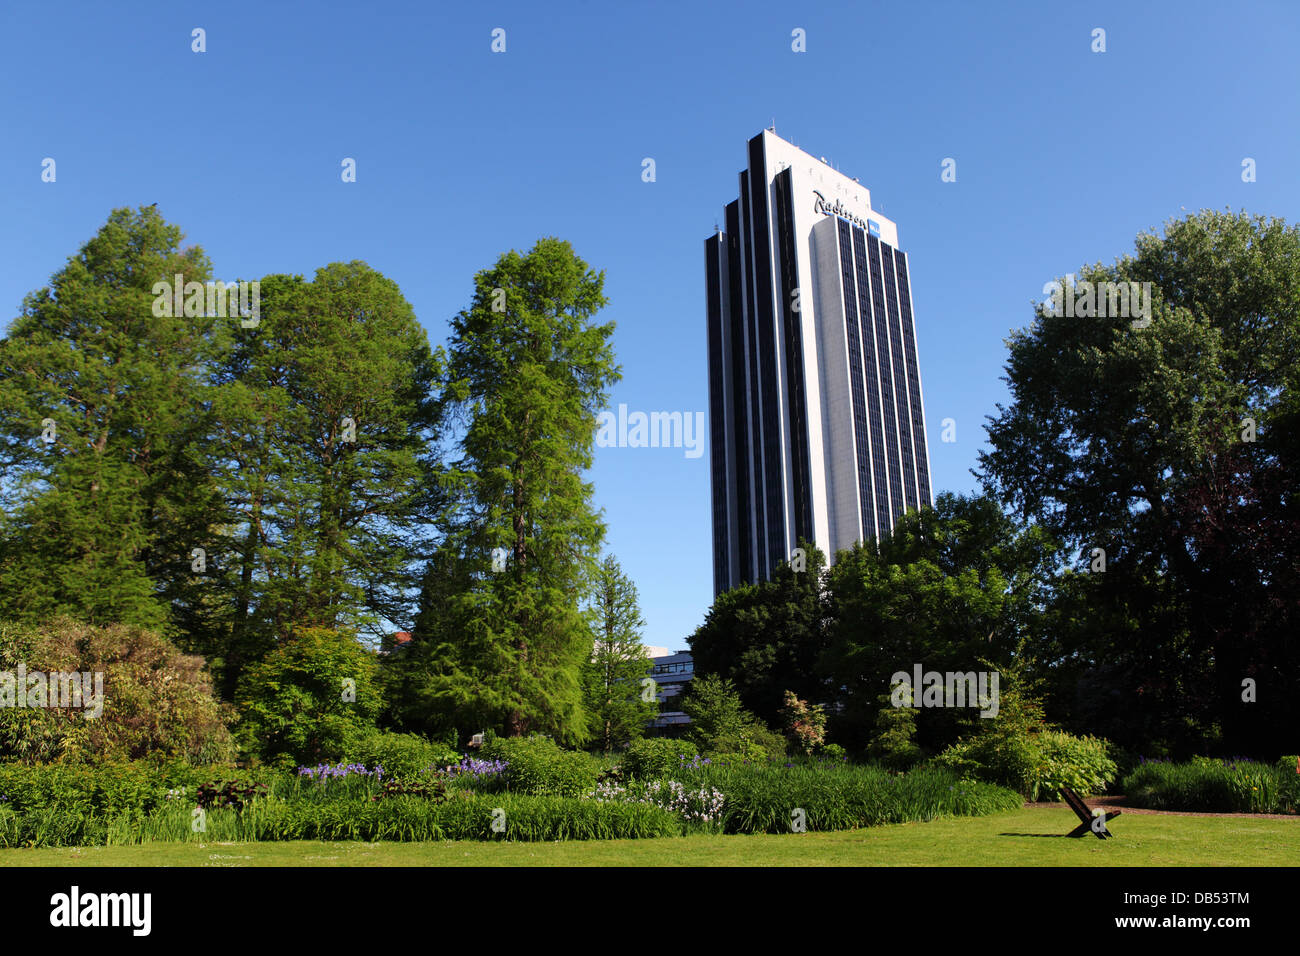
[705,129,933,595]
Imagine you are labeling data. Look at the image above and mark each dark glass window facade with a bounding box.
[705,233,729,595]
[850,228,892,538]
[737,173,768,579]
[774,169,813,549]
[894,251,931,507]
[837,220,875,541]
[723,200,752,581]
[866,234,904,521]
[745,140,787,576]
[879,243,919,513]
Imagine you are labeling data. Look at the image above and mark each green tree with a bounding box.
[0,206,219,631]
[865,689,922,771]
[580,554,656,753]
[681,674,785,760]
[687,541,829,726]
[379,547,474,740]
[977,210,1300,755]
[408,238,620,742]
[201,263,444,693]
[820,492,1060,751]
[235,625,383,767]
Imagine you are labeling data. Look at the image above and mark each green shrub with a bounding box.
[621,738,698,779]
[682,675,786,761]
[1120,757,1299,814]
[0,618,234,764]
[820,743,847,762]
[480,735,600,797]
[235,626,384,769]
[195,778,269,811]
[1033,731,1118,799]
[353,731,459,778]
[373,775,450,802]
[935,729,1116,800]
[928,670,1116,799]
[865,692,923,771]
[0,761,282,819]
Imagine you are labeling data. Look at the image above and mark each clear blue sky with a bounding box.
[3,1,1297,649]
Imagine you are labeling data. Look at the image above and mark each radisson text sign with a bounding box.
[812,190,871,233]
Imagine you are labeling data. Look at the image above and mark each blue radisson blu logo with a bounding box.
[868,220,880,237]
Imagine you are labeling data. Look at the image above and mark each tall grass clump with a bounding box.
[670,760,1019,834]
[1121,756,1299,814]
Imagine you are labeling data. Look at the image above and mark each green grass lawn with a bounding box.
[2,807,1296,866]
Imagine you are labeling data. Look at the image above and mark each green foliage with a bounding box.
[399,238,619,744]
[866,692,923,771]
[978,210,1300,756]
[235,627,383,767]
[933,673,1118,800]
[0,757,1031,846]
[480,734,601,797]
[669,761,1021,834]
[0,208,447,701]
[707,724,788,763]
[201,263,444,679]
[821,493,1061,753]
[580,554,656,752]
[353,731,458,778]
[278,766,386,804]
[0,206,218,632]
[0,762,278,820]
[779,690,826,755]
[1120,757,1300,814]
[374,775,450,802]
[688,542,829,726]
[681,675,787,761]
[820,743,847,762]
[936,731,1116,801]
[621,738,698,780]
[195,779,269,811]
[589,778,726,831]
[1033,731,1120,799]
[74,793,680,845]
[0,618,234,764]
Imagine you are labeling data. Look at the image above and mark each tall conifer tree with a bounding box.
[581,554,656,752]
[409,238,619,742]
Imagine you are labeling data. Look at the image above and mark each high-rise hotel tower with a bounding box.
[705,129,933,595]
